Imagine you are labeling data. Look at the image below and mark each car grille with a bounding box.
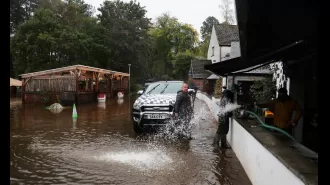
[132,109,140,120]
[141,105,173,112]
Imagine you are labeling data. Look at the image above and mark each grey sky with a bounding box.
[84,0,235,39]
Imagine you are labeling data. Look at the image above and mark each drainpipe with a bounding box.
[286,77,290,95]
[219,46,222,63]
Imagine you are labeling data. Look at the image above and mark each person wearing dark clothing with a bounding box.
[213,89,234,149]
[256,88,302,136]
[188,83,198,104]
[174,83,193,137]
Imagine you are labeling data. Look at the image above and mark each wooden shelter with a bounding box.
[10,78,22,86]
[19,65,130,105]
[10,78,22,97]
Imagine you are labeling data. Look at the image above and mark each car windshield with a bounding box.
[145,82,182,94]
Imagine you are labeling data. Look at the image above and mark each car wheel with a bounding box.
[133,123,143,134]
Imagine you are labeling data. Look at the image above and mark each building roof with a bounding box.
[190,60,212,79]
[206,41,272,75]
[214,24,239,46]
[10,78,22,86]
[230,62,272,74]
[19,65,130,78]
[207,74,219,80]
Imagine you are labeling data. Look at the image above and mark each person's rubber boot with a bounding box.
[220,135,231,149]
[213,134,221,149]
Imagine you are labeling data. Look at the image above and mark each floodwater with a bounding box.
[10,96,251,185]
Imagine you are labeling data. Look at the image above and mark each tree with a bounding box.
[10,0,200,82]
[10,0,100,75]
[219,0,235,24]
[149,13,199,79]
[97,0,152,80]
[195,41,209,58]
[10,0,40,77]
[171,51,195,80]
[200,16,220,41]
[11,0,153,82]
[195,16,220,59]
[10,0,40,34]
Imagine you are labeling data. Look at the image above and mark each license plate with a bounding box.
[145,114,167,119]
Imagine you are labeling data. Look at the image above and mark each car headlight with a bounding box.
[133,103,140,110]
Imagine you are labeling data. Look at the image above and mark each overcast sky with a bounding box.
[84,0,236,38]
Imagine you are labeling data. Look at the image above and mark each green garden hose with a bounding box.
[245,110,296,141]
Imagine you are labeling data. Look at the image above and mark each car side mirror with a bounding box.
[137,90,143,95]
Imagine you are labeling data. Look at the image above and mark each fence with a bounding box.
[25,76,76,92]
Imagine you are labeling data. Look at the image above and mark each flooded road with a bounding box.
[10,96,251,185]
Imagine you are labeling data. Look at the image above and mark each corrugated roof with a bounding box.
[10,78,22,86]
[190,60,212,79]
[214,24,239,46]
[219,42,272,75]
[19,65,130,78]
[231,63,272,74]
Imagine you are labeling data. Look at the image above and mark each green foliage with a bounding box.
[11,0,153,82]
[214,77,223,98]
[196,16,220,59]
[171,51,195,80]
[148,13,199,79]
[135,84,144,91]
[10,0,202,82]
[200,16,219,41]
[195,38,210,58]
[250,77,277,103]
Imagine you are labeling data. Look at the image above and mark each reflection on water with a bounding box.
[10,96,251,185]
[93,149,173,171]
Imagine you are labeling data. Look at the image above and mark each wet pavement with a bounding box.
[10,96,251,185]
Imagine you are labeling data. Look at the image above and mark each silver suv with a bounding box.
[132,81,183,133]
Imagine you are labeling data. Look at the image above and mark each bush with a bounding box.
[214,77,223,98]
[135,84,144,91]
[250,77,277,103]
[160,75,174,81]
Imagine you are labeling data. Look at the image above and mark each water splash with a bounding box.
[217,103,241,116]
[145,105,211,142]
[93,150,173,171]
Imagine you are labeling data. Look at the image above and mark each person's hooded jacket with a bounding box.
[174,90,193,116]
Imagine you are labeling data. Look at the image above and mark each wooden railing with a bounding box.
[25,76,76,92]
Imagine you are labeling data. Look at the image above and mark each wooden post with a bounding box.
[75,71,79,93]
[110,76,113,98]
[75,70,79,104]
[21,78,25,104]
[120,76,122,88]
[108,75,112,98]
[96,72,99,93]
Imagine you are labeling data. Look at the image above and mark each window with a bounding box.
[145,82,183,94]
[212,46,214,56]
